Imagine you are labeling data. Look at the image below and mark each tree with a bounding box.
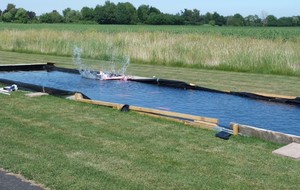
[39,10,64,23]
[292,16,300,26]
[2,3,17,22]
[137,4,150,23]
[94,1,117,24]
[2,11,14,22]
[63,8,71,18]
[81,7,94,21]
[146,13,165,25]
[0,9,2,21]
[4,3,16,13]
[1,3,37,23]
[204,12,212,24]
[115,2,137,24]
[93,5,102,23]
[212,12,226,26]
[148,6,161,15]
[245,15,261,26]
[63,8,81,23]
[170,14,184,25]
[266,15,277,26]
[277,17,293,27]
[146,13,183,25]
[14,8,29,23]
[27,11,36,20]
[227,13,245,26]
[137,5,163,24]
[181,9,201,25]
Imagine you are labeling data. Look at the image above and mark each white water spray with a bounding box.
[73,47,130,80]
[73,47,98,79]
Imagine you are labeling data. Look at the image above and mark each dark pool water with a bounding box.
[1,70,300,136]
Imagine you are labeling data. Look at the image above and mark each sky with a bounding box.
[1,0,299,18]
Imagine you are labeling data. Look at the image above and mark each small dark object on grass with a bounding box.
[120,104,130,112]
[215,131,232,140]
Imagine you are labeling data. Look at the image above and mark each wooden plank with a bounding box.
[138,112,186,123]
[194,120,219,128]
[129,105,218,124]
[231,123,300,144]
[77,98,122,109]
[183,121,217,130]
[75,93,120,108]
[74,93,219,125]
[25,92,49,97]
[138,112,217,130]
[251,92,296,100]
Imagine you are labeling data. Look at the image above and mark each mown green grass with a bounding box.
[1,50,299,96]
[1,91,300,189]
[0,25,299,189]
[0,23,300,76]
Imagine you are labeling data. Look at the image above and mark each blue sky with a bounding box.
[1,0,299,17]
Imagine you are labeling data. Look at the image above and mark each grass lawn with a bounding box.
[1,91,300,189]
[0,51,300,189]
[1,50,299,96]
[0,23,299,189]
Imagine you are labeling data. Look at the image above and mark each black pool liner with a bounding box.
[0,78,91,99]
[0,63,55,71]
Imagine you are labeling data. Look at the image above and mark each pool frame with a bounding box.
[1,62,300,144]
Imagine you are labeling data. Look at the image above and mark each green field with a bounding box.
[1,23,300,41]
[1,91,300,190]
[0,23,300,76]
[0,24,300,189]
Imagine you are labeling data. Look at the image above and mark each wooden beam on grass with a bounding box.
[137,112,218,130]
[74,93,219,127]
[129,105,218,124]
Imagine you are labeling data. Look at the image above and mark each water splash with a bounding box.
[73,47,130,80]
[73,47,98,79]
[109,54,130,76]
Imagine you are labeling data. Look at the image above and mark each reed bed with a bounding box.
[0,29,299,75]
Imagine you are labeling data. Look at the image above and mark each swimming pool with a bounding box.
[1,70,300,136]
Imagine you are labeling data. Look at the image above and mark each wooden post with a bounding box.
[233,124,239,136]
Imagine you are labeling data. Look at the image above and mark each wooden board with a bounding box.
[251,92,296,100]
[129,105,218,124]
[74,93,219,127]
[25,92,49,97]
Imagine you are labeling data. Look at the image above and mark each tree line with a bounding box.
[1,1,300,26]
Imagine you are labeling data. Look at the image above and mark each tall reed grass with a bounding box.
[0,29,299,75]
